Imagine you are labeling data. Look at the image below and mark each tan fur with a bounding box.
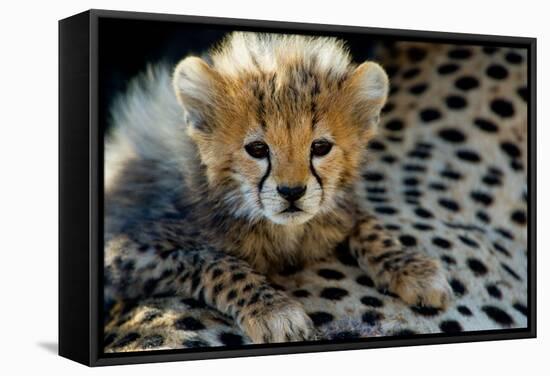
[105,33,453,345]
[173,32,388,272]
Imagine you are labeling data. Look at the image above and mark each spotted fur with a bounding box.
[104,35,527,351]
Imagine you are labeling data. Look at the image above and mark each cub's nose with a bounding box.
[277,185,307,202]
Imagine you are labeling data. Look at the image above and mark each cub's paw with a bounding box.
[387,253,452,309]
[238,292,315,343]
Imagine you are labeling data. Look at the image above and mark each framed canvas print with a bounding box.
[59,9,536,366]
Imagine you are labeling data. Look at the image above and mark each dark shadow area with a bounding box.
[98,17,379,134]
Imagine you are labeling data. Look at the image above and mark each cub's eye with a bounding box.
[311,139,333,157]
[245,141,270,159]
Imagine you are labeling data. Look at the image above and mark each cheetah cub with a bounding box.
[105,32,452,344]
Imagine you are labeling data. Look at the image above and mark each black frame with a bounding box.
[59,9,537,367]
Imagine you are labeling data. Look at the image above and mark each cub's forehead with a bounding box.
[210,32,352,83]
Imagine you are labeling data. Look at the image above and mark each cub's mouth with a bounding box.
[281,204,302,214]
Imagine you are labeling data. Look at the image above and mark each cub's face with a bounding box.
[173,40,388,226]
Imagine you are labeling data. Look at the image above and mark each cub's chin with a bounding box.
[266,210,316,226]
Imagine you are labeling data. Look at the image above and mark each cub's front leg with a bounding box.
[196,256,315,343]
[348,212,452,308]
[105,235,314,344]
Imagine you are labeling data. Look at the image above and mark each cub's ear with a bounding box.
[346,61,389,127]
[172,56,219,132]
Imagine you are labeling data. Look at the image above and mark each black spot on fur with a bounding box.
[474,118,499,133]
[385,223,401,231]
[213,283,225,295]
[459,235,479,248]
[448,48,472,59]
[363,171,385,182]
[505,51,523,64]
[404,190,422,199]
[486,284,503,299]
[438,63,460,75]
[308,311,334,326]
[457,305,473,316]
[335,240,359,267]
[419,108,442,122]
[408,150,431,159]
[513,303,528,316]
[441,169,462,180]
[511,210,527,225]
[500,141,521,158]
[432,237,452,249]
[482,306,514,326]
[318,268,345,280]
[450,279,466,296]
[517,87,528,102]
[493,242,511,257]
[403,177,420,186]
[374,206,398,215]
[402,67,421,79]
[482,175,501,186]
[386,135,403,143]
[175,316,206,331]
[367,187,386,194]
[416,141,433,150]
[491,98,515,117]
[439,128,466,143]
[232,273,246,282]
[362,310,383,325]
[293,289,311,298]
[381,155,398,164]
[486,64,509,80]
[482,46,498,55]
[413,222,433,231]
[440,320,463,333]
[403,164,426,173]
[399,234,417,247]
[440,254,456,265]
[495,227,515,240]
[510,159,524,171]
[467,258,488,276]
[456,149,481,163]
[227,289,238,301]
[501,263,522,281]
[438,198,460,212]
[219,332,244,346]
[382,102,395,113]
[445,95,467,109]
[320,287,349,300]
[414,207,434,219]
[407,47,427,62]
[455,76,479,91]
[409,83,428,95]
[471,191,494,206]
[476,210,491,223]
[356,275,375,288]
[410,305,441,316]
[385,119,404,131]
[361,296,384,308]
[368,140,386,151]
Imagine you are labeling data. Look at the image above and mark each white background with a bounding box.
[0,0,546,374]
